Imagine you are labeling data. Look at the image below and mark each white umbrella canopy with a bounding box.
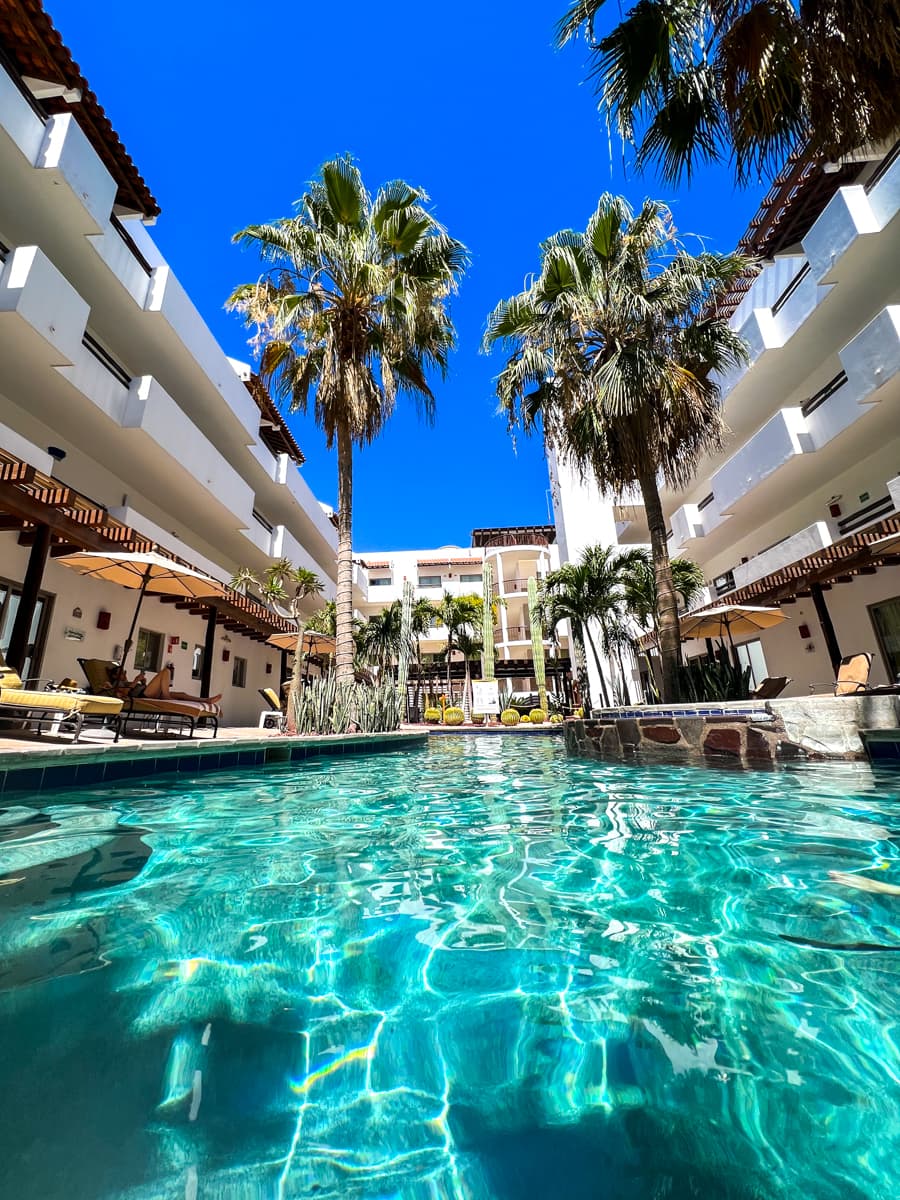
[266,629,335,655]
[57,550,227,682]
[679,604,788,641]
[680,604,788,669]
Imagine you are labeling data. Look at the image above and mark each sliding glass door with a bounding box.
[0,578,53,682]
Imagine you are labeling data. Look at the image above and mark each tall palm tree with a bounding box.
[557,0,900,183]
[620,548,706,698]
[485,194,748,701]
[231,558,323,731]
[228,157,467,683]
[409,596,436,715]
[433,592,482,701]
[542,554,623,709]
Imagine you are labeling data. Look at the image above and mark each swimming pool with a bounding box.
[1,737,899,1199]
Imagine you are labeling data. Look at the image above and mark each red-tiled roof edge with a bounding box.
[0,0,160,218]
[244,374,305,466]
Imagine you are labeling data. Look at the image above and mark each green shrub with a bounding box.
[444,707,465,726]
[528,709,546,724]
[423,707,442,724]
[500,708,520,726]
[549,713,564,725]
[471,712,485,725]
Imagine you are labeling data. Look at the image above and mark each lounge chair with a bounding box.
[809,652,874,696]
[78,658,220,741]
[0,650,122,743]
[751,676,791,700]
[258,687,285,731]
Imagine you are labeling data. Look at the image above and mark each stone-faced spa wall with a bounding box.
[565,695,900,765]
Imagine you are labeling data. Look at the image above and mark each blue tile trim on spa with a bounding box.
[0,732,427,798]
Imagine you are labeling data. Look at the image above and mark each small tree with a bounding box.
[231,558,323,732]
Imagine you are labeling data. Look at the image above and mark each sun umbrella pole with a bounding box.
[115,565,153,690]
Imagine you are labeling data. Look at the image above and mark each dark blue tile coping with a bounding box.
[0,732,427,798]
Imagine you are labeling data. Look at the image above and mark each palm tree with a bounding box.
[231,558,323,730]
[485,194,748,701]
[228,157,467,683]
[455,630,484,719]
[557,0,900,184]
[433,592,482,702]
[306,600,336,636]
[541,554,622,709]
[620,548,706,698]
[358,602,403,676]
[409,597,436,716]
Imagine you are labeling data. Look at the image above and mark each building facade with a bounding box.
[550,140,900,698]
[353,526,571,701]
[0,2,337,725]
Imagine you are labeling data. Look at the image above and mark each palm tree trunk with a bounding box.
[638,466,680,702]
[583,622,611,708]
[573,629,592,713]
[335,422,355,683]
[615,644,632,705]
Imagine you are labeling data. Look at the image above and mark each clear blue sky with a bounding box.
[52,0,762,551]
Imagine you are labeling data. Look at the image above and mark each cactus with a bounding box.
[471,712,485,725]
[423,707,442,724]
[500,708,520,726]
[549,713,563,725]
[482,561,495,682]
[529,709,547,723]
[443,706,465,726]
[527,576,548,713]
[396,580,414,717]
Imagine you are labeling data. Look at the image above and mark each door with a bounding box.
[0,579,53,682]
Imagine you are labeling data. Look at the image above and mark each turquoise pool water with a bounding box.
[1,737,899,1199]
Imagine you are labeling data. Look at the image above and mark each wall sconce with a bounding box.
[72,606,83,619]
[222,649,231,663]
[96,610,111,630]
[798,623,811,639]
[265,662,273,675]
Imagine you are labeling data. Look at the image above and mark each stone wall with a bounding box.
[566,695,900,765]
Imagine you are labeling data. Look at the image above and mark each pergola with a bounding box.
[0,448,296,687]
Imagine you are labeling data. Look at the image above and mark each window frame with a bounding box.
[134,628,164,672]
[869,596,900,681]
[191,644,204,681]
[231,655,247,688]
[417,575,442,588]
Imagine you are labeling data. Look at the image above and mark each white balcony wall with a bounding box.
[803,186,880,283]
[670,503,705,546]
[122,375,255,526]
[271,526,336,598]
[0,64,45,163]
[0,418,54,475]
[57,340,130,422]
[86,223,153,308]
[144,265,261,440]
[731,522,834,591]
[866,149,900,230]
[712,407,812,516]
[0,244,88,363]
[36,114,116,234]
[838,305,900,404]
[272,453,339,551]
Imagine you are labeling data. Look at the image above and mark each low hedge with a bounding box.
[500,708,520,726]
[444,707,465,726]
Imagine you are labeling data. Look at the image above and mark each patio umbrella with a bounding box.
[57,550,227,686]
[266,630,336,655]
[679,604,787,667]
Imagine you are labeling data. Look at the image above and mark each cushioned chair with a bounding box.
[78,659,220,741]
[808,652,874,696]
[751,676,791,700]
[0,650,122,743]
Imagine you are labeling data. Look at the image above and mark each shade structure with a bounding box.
[679,605,788,641]
[266,629,336,655]
[57,550,227,683]
[680,604,787,669]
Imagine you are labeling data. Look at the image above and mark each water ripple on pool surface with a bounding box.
[0,737,899,1199]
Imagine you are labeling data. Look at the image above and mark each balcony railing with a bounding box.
[493,575,538,595]
[110,215,153,276]
[82,331,131,387]
[771,261,811,315]
[503,624,532,641]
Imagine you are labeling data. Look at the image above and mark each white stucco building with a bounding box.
[550,140,900,698]
[0,2,337,725]
[353,527,571,700]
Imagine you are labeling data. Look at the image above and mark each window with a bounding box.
[232,656,247,688]
[134,628,163,672]
[369,575,392,586]
[735,639,768,688]
[191,644,204,681]
[870,597,900,681]
[0,576,53,683]
[460,574,482,583]
[418,575,442,588]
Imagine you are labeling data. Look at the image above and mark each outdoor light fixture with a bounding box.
[47,445,66,461]
[96,610,111,630]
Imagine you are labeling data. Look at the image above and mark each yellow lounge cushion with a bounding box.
[0,688,123,715]
[128,696,221,719]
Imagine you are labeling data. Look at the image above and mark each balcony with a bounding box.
[670,502,705,547]
[731,522,834,591]
[86,216,154,309]
[493,575,538,596]
[711,407,812,517]
[34,113,118,235]
[271,526,336,597]
[0,58,45,165]
[803,187,880,284]
[0,244,88,364]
